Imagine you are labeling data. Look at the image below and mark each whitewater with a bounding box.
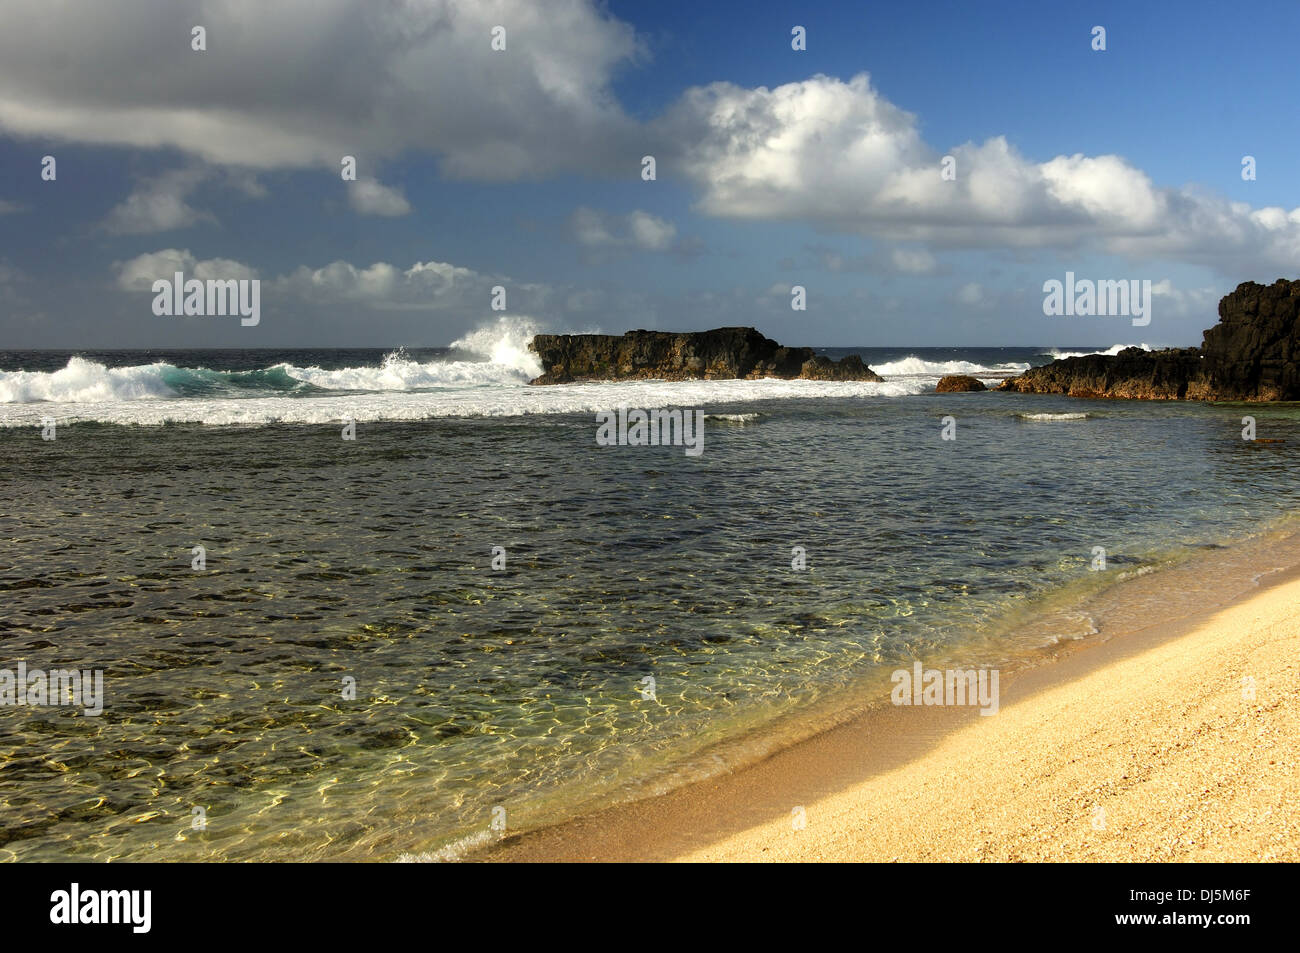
[0,322,1138,428]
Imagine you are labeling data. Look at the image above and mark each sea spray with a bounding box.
[448,315,545,380]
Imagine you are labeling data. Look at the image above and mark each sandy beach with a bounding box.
[688,571,1300,862]
[480,559,1300,863]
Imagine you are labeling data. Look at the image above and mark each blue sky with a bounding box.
[1,0,1297,348]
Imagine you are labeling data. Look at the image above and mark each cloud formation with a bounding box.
[115,248,258,290]
[0,0,642,178]
[572,207,678,251]
[3,2,1296,286]
[665,73,1300,273]
[348,178,412,217]
[103,167,216,234]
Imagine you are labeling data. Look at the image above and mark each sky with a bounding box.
[1,0,1298,348]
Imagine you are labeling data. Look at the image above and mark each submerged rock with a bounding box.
[528,327,883,384]
[935,375,987,393]
[999,279,1300,401]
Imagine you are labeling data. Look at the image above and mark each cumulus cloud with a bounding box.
[4,2,1296,281]
[102,166,217,234]
[572,207,677,251]
[664,72,1300,273]
[271,258,492,308]
[348,177,411,217]
[112,248,584,337]
[115,248,258,290]
[0,0,642,179]
[266,256,559,317]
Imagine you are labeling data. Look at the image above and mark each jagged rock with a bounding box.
[528,327,883,384]
[800,354,878,381]
[998,347,1205,400]
[1201,280,1300,400]
[936,375,987,393]
[999,279,1300,401]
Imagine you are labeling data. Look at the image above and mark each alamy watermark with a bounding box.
[595,408,704,457]
[1042,272,1150,327]
[49,884,150,933]
[151,271,260,326]
[891,662,999,716]
[1,662,104,715]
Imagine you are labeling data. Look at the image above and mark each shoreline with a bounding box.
[474,531,1300,862]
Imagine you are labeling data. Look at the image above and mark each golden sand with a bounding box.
[679,574,1300,862]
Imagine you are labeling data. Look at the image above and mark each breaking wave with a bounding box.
[871,356,1030,377]
[1041,344,1151,360]
[0,318,546,406]
[0,377,932,427]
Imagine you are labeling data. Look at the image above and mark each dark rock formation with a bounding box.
[999,279,1300,401]
[998,347,1205,400]
[935,375,987,393]
[1201,280,1300,400]
[528,327,883,384]
[799,354,878,381]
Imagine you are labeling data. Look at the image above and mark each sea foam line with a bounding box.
[0,378,933,428]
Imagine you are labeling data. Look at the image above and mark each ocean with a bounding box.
[2,325,1299,861]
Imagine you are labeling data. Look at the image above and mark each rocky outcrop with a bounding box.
[1201,280,1300,400]
[799,354,879,381]
[528,327,883,384]
[998,347,1206,400]
[936,375,987,393]
[999,279,1300,401]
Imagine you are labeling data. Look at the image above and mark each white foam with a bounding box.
[1018,412,1090,421]
[0,377,932,428]
[447,316,545,380]
[394,829,496,863]
[871,356,1030,377]
[0,356,178,403]
[281,353,530,390]
[1117,565,1155,581]
[1043,344,1151,360]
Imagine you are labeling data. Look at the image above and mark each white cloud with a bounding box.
[103,167,216,234]
[665,72,1300,273]
[0,0,642,179]
[116,250,568,320]
[5,1,1295,281]
[348,177,411,217]
[572,207,677,251]
[102,166,269,233]
[115,249,258,290]
[625,210,676,250]
[269,257,553,312]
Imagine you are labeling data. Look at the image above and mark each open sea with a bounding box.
[3,325,1299,860]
